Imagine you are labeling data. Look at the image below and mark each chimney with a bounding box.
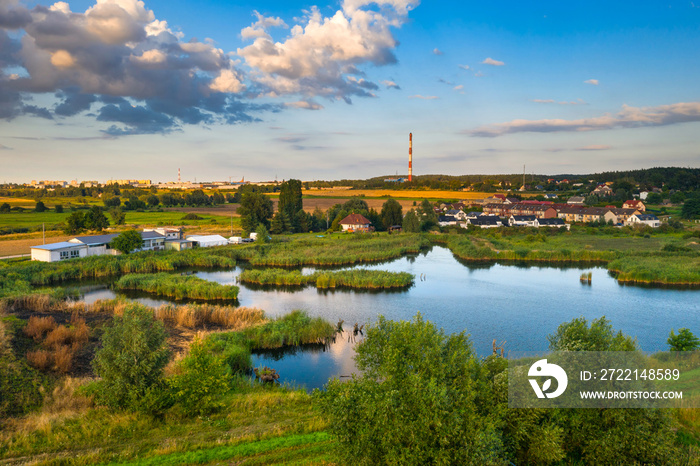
[409,133,413,182]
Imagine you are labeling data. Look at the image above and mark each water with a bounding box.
[80,246,700,389]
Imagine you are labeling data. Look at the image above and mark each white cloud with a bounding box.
[409,94,438,100]
[432,48,443,55]
[482,57,504,66]
[381,79,400,89]
[453,85,463,91]
[458,64,470,70]
[469,102,700,137]
[240,11,287,40]
[209,69,245,93]
[285,100,324,110]
[584,79,599,85]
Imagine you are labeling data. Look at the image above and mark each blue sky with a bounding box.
[1,0,699,183]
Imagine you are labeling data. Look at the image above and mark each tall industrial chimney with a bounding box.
[408,133,413,182]
[178,168,181,183]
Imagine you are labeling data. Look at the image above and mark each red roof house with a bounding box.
[339,214,373,232]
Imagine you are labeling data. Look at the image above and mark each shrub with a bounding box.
[92,304,170,410]
[24,316,57,341]
[668,328,700,351]
[182,213,202,220]
[168,337,232,416]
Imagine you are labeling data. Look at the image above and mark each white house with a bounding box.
[535,218,570,230]
[626,214,660,228]
[186,234,229,247]
[339,213,372,232]
[509,215,537,227]
[31,242,87,262]
[69,233,119,256]
[464,216,503,229]
[445,209,467,221]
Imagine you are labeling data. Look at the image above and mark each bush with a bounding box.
[92,304,170,410]
[182,213,202,220]
[168,337,232,416]
[668,328,700,351]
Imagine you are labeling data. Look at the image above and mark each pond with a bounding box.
[80,246,700,389]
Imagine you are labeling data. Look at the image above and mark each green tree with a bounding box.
[380,198,403,228]
[342,197,369,214]
[646,192,663,204]
[402,209,420,232]
[54,204,64,213]
[255,223,270,243]
[92,304,170,409]
[63,211,85,234]
[547,316,637,351]
[168,337,231,416]
[84,206,109,231]
[278,179,303,229]
[109,207,126,225]
[238,192,273,233]
[103,195,121,208]
[111,229,143,254]
[270,211,292,234]
[668,328,700,351]
[319,314,500,465]
[0,203,10,213]
[146,194,160,208]
[681,197,700,219]
[295,209,311,233]
[34,201,47,212]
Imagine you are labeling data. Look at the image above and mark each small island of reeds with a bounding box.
[239,268,414,290]
[114,272,239,300]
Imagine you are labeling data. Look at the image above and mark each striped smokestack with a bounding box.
[408,133,413,182]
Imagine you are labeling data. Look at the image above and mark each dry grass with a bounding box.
[0,234,73,257]
[52,345,74,373]
[26,349,53,371]
[24,316,57,341]
[153,304,265,330]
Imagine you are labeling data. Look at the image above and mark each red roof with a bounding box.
[339,213,371,225]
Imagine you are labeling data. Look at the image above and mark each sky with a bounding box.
[0,0,699,183]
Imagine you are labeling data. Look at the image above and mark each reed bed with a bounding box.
[242,310,336,349]
[607,255,700,286]
[244,234,429,267]
[239,268,414,290]
[114,273,239,301]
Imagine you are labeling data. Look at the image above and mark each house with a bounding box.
[592,185,613,196]
[438,215,458,226]
[69,233,119,256]
[140,231,166,251]
[639,191,649,200]
[143,227,184,240]
[567,196,586,205]
[544,194,558,199]
[605,208,640,224]
[186,234,229,247]
[622,200,646,212]
[626,214,660,228]
[557,207,585,223]
[535,218,570,230]
[339,213,373,232]
[509,215,537,227]
[445,209,467,221]
[465,216,503,228]
[31,242,87,262]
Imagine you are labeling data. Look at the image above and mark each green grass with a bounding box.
[114,273,239,300]
[240,268,414,289]
[608,255,700,286]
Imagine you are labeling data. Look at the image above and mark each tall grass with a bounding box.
[242,310,336,349]
[240,268,414,289]
[114,273,239,300]
[607,255,700,286]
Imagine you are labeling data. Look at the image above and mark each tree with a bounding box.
[670,191,686,204]
[547,316,637,351]
[109,207,126,225]
[646,192,663,205]
[319,314,498,465]
[255,223,270,243]
[238,192,273,233]
[342,197,369,214]
[84,206,109,231]
[146,194,160,208]
[103,195,121,208]
[54,204,64,213]
[278,179,303,229]
[681,197,700,219]
[93,304,170,410]
[295,209,312,233]
[0,203,10,213]
[34,201,46,212]
[668,328,700,351]
[380,198,403,228]
[63,211,85,234]
[402,209,420,232]
[111,229,143,254]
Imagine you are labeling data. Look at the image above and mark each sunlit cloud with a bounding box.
[482,57,505,66]
[584,79,599,85]
[409,94,438,100]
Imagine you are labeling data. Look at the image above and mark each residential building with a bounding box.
[509,215,537,227]
[69,234,119,256]
[31,242,87,262]
[465,216,503,228]
[445,209,467,221]
[626,214,660,228]
[567,196,586,205]
[622,200,646,212]
[592,185,613,196]
[339,213,373,232]
[535,218,570,230]
[438,215,459,226]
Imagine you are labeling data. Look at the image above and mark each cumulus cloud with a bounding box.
[469,102,700,137]
[585,79,599,85]
[432,47,443,55]
[458,64,470,70]
[482,57,504,66]
[0,0,417,134]
[238,0,417,102]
